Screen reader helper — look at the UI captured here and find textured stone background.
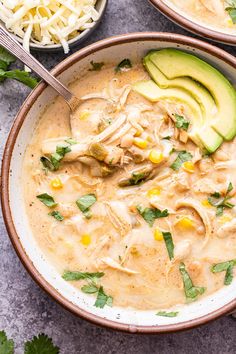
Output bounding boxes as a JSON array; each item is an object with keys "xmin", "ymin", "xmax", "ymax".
[{"xmin": 0, "ymin": 0, "xmax": 236, "ymax": 353}]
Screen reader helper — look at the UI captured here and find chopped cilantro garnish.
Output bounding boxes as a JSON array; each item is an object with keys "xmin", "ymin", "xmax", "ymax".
[
  {"xmin": 179, "ymin": 263, "xmax": 206, "ymax": 301},
  {"xmin": 48, "ymin": 210, "xmax": 64, "ymax": 221},
  {"xmin": 137, "ymin": 205, "xmax": 169, "ymax": 227},
  {"xmin": 62, "ymin": 271, "xmax": 112, "ymax": 308},
  {"xmin": 95, "ymin": 286, "xmax": 113, "ymax": 308},
  {"xmin": 211, "ymin": 259, "xmax": 236, "ymax": 285},
  {"xmin": 170, "ymin": 151, "xmax": 193, "ymax": 171},
  {"xmin": 174, "ymin": 114, "xmax": 190, "ymax": 131},
  {"xmin": 115, "ymin": 59, "xmax": 132, "ymax": 73},
  {"xmin": 156, "ymin": 311, "xmax": 178, "ymax": 317},
  {"xmin": 62, "ymin": 271, "xmax": 104, "ymax": 282},
  {"xmin": 89, "ymin": 60, "xmax": 104, "ymax": 71},
  {"xmin": 76, "ymin": 193, "xmax": 97, "ymax": 219},
  {"xmin": 208, "ymin": 182, "xmax": 234, "ymax": 216},
  {"xmin": 36, "ymin": 193, "xmax": 57, "ymax": 208},
  {"xmin": 40, "ymin": 144, "xmax": 71, "ymax": 172},
  {"xmin": 162, "ymin": 232, "xmax": 174, "ymax": 260},
  {"xmin": 225, "ymin": 0, "xmax": 236, "ymax": 23}
]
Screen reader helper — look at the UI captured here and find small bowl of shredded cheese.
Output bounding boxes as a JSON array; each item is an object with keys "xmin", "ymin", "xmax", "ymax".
[{"xmin": 0, "ymin": 0, "xmax": 108, "ymax": 53}]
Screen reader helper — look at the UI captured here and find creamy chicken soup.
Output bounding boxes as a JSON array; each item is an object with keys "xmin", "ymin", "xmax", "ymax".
[
  {"xmin": 166, "ymin": 0, "xmax": 236, "ymax": 35},
  {"xmin": 23, "ymin": 54, "xmax": 236, "ymax": 312}
]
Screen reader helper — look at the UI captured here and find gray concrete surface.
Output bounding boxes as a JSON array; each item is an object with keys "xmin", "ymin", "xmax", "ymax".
[{"xmin": 0, "ymin": 0, "xmax": 236, "ymax": 353}]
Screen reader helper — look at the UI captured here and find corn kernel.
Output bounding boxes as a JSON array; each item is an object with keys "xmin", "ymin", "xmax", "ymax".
[
  {"xmin": 50, "ymin": 177, "xmax": 63, "ymax": 189},
  {"xmin": 176, "ymin": 217, "xmax": 194, "ymax": 229},
  {"xmin": 147, "ymin": 187, "xmax": 162, "ymax": 198},
  {"xmin": 133, "ymin": 137, "xmax": 148, "ymax": 149},
  {"xmin": 79, "ymin": 111, "xmax": 90, "ymax": 121},
  {"xmin": 80, "ymin": 234, "xmax": 91, "ymax": 246},
  {"xmin": 149, "ymin": 150, "xmax": 164, "ymax": 164},
  {"xmin": 134, "ymin": 130, "xmax": 142, "ymax": 137},
  {"xmin": 154, "ymin": 228, "xmax": 163, "ymax": 241},
  {"xmin": 201, "ymin": 200, "xmax": 211, "ymax": 208},
  {"xmin": 218, "ymin": 215, "xmax": 233, "ymax": 224},
  {"xmin": 182, "ymin": 161, "xmax": 195, "ymax": 173}
]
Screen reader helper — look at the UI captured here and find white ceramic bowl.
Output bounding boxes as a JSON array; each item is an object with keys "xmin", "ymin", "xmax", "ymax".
[
  {"xmin": 0, "ymin": 0, "xmax": 108, "ymax": 52},
  {"xmin": 1, "ymin": 33, "xmax": 236, "ymax": 333},
  {"xmin": 149, "ymin": 0, "xmax": 236, "ymax": 46}
]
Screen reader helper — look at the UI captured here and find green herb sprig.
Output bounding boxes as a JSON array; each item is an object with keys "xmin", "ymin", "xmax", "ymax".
[
  {"xmin": 225, "ymin": 0, "xmax": 236, "ymax": 23},
  {"xmin": 156, "ymin": 311, "xmax": 178, "ymax": 317},
  {"xmin": 40, "ymin": 144, "xmax": 71, "ymax": 172},
  {"xmin": 137, "ymin": 205, "xmax": 169, "ymax": 227},
  {"xmin": 162, "ymin": 232, "xmax": 174, "ymax": 260},
  {"xmin": 208, "ymin": 182, "xmax": 234, "ymax": 216},
  {"xmin": 174, "ymin": 114, "xmax": 190, "ymax": 131},
  {"xmin": 0, "ymin": 46, "xmax": 38, "ymax": 88},
  {"xmin": 115, "ymin": 59, "xmax": 132, "ymax": 73},
  {"xmin": 211, "ymin": 259, "xmax": 236, "ymax": 285},
  {"xmin": 179, "ymin": 263, "xmax": 206, "ymax": 301},
  {"xmin": 170, "ymin": 151, "xmax": 193, "ymax": 171},
  {"xmin": 89, "ymin": 61, "xmax": 104, "ymax": 71},
  {"xmin": 0, "ymin": 330, "xmax": 59, "ymax": 354},
  {"xmin": 76, "ymin": 193, "xmax": 97, "ymax": 219},
  {"xmin": 62, "ymin": 271, "xmax": 112, "ymax": 308}
]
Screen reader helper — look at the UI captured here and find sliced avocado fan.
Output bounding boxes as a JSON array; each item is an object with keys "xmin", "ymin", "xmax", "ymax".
[
  {"xmin": 148, "ymin": 49, "xmax": 236, "ymax": 141},
  {"xmin": 133, "ymin": 80, "xmax": 221, "ymax": 151}
]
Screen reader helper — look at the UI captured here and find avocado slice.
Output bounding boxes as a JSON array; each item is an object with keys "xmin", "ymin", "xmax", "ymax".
[
  {"xmin": 133, "ymin": 80, "xmax": 223, "ymax": 151},
  {"xmin": 144, "ymin": 56, "xmax": 216, "ymax": 119},
  {"xmin": 148, "ymin": 49, "xmax": 236, "ymax": 141}
]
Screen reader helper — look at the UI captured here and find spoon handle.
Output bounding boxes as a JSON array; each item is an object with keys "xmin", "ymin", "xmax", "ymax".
[{"xmin": 0, "ymin": 24, "xmax": 79, "ymax": 110}]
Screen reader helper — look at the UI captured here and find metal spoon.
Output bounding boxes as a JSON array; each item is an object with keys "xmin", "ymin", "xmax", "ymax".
[{"xmin": 0, "ymin": 24, "xmax": 80, "ymax": 111}]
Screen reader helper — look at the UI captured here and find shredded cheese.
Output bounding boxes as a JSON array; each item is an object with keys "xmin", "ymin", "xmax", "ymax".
[{"xmin": 0, "ymin": 0, "xmax": 99, "ymax": 53}]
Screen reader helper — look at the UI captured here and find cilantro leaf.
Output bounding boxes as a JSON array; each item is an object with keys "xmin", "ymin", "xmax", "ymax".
[
  {"xmin": 174, "ymin": 114, "xmax": 190, "ymax": 131},
  {"xmin": 162, "ymin": 232, "xmax": 174, "ymax": 260},
  {"xmin": 179, "ymin": 263, "xmax": 206, "ymax": 301},
  {"xmin": 0, "ymin": 70, "xmax": 38, "ymax": 88},
  {"xmin": 36, "ymin": 193, "xmax": 57, "ymax": 208},
  {"xmin": 62, "ymin": 271, "xmax": 104, "ymax": 282},
  {"xmin": 81, "ymin": 284, "xmax": 99, "ymax": 294},
  {"xmin": 76, "ymin": 194, "xmax": 97, "ymax": 218},
  {"xmin": 89, "ymin": 61, "xmax": 104, "ymax": 71},
  {"xmin": 137, "ymin": 205, "xmax": 169, "ymax": 227},
  {"xmin": 94, "ymin": 286, "xmax": 113, "ymax": 308},
  {"xmin": 156, "ymin": 311, "xmax": 178, "ymax": 317},
  {"xmin": 0, "ymin": 47, "xmax": 15, "ymax": 66},
  {"xmin": 225, "ymin": 1, "xmax": 236, "ymax": 23},
  {"xmin": 48, "ymin": 211, "xmax": 64, "ymax": 221},
  {"xmin": 0, "ymin": 330, "xmax": 14, "ymax": 354},
  {"xmin": 170, "ymin": 151, "xmax": 193, "ymax": 171},
  {"xmin": 40, "ymin": 144, "xmax": 71, "ymax": 172},
  {"xmin": 24, "ymin": 334, "xmax": 59, "ymax": 354},
  {"xmin": 211, "ymin": 259, "xmax": 236, "ymax": 285},
  {"xmin": 115, "ymin": 59, "xmax": 132, "ymax": 73},
  {"xmin": 208, "ymin": 182, "xmax": 234, "ymax": 216}
]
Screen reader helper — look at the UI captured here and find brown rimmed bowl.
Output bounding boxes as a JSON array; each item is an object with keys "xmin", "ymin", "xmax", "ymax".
[
  {"xmin": 149, "ymin": 1, "xmax": 236, "ymax": 46},
  {"xmin": 1, "ymin": 32, "xmax": 236, "ymax": 333}
]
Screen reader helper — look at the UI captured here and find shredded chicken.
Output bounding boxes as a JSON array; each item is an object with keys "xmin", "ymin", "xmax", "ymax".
[
  {"xmin": 100, "ymin": 257, "xmax": 138, "ymax": 274},
  {"xmin": 176, "ymin": 198, "xmax": 213, "ymax": 248},
  {"xmin": 105, "ymin": 201, "xmax": 132, "ymax": 236}
]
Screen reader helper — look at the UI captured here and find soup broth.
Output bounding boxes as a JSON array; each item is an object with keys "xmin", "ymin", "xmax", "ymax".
[
  {"xmin": 23, "ymin": 59, "xmax": 236, "ymax": 311},
  {"xmin": 166, "ymin": 0, "xmax": 236, "ymax": 35}
]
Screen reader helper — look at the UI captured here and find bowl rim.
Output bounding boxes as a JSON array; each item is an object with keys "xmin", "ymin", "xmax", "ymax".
[
  {"xmin": 1, "ymin": 32, "xmax": 236, "ymax": 334},
  {"xmin": 149, "ymin": 0, "xmax": 236, "ymax": 45},
  {"xmin": 0, "ymin": 0, "xmax": 108, "ymax": 51}
]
